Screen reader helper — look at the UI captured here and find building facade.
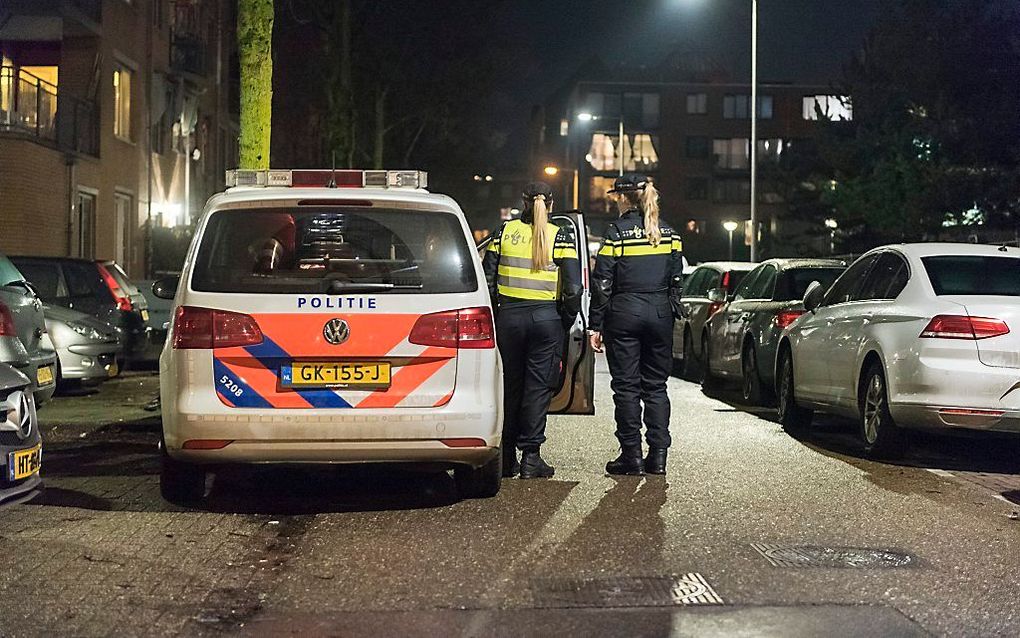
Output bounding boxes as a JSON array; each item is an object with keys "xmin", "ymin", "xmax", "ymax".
[
  {"xmin": 534, "ymin": 57, "xmax": 850, "ymax": 262},
  {"xmin": 0, "ymin": 0, "xmax": 238, "ymax": 277}
]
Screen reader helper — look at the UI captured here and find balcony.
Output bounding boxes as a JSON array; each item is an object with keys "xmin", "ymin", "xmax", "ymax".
[{"xmin": 0, "ymin": 66, "xmax": 99, "ymax": 157}]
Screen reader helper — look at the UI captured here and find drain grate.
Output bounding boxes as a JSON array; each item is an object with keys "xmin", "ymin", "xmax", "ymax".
[
  {"xmin": 751, "ymin": 543, "xmax": 915, "ymax": 568},
  {"xmin": 531, "ymin": 574, "xmax": 723, "ymax": 608}
]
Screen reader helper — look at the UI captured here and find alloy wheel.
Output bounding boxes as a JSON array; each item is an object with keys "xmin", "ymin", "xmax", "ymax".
[{"xmin": 863, "ymin": 374, "xmax": 884, "ymax": 445}]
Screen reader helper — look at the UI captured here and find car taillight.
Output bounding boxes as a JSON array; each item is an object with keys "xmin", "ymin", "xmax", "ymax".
[
  {"xmin": 172, "ymin": 306, "xmax": 264, "ymax": 349},
  {"xmin": 97, "ymin": 264, "xmax": 133, "ymax": 312},
  {"xmin": 708, "ymin": 301, "xmax": 724, "ymax": 318},
  {"xmin": 920, "ymin": 315, "xmax": 1009, "ymax": 340},
  {"xmin": 409, "ymin": 306, "xmax": 495, "ymax": 349},
  {"xmin": 721, "ymin": 271, "xmax": 731, "ymax": 290},
  {"xmin": 0, "ymin": 303, "xmax": 15, "ymax": 336},
  {"xmin": 775, "ymin": 309, "xmax": 806, "ymax": 330}
]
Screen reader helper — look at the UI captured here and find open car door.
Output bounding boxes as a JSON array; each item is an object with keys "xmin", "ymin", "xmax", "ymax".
[
  {"xmin": 475, "ymin": 211, "xmax": 595, "ymax": 415},
  {"xmin": 548, "ymin": 211, "xmax": 594, "ymax": 414}
]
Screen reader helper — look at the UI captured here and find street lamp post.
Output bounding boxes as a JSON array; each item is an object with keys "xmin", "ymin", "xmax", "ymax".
[
  {"xmin": 723, "ymin": 220, "xmax": 739, "ymax": 261},
  {"xmin": 750, "ymin": 0, "xmax": 759, "ymax": 263},
  {"xmin": 544, "ymin": 165, "xmax": 580, "ymax": 210}
]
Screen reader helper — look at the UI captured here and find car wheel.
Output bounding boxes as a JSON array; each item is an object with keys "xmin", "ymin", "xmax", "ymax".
[
  {"xmin": 701, "ymin": 333, "xmax": 721, "ymax": 391},
  {"xmin": 454, "ymin": 453, "xmax": 502, "ymax": 499},
  {"xmin": 859, "ymin": 362, "xmax": 907, "ymax": 458},
  {"xmin": 681, "ymin": 330, "xmax": 699, "ymax": 381},
  {"xmin": 777, "ymin": 348, "xmax": 812, "ymax": 432},
  {"xmin": 742, "ymin": 344, "xmax": 764, "ymax": 406},
  {"xmin": 160, "ymin": 442, "xmax": 206, "ymax": 505}
]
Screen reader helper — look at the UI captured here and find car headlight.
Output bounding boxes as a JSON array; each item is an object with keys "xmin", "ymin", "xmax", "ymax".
[{"xmin": 67, "ymin": 321, "xmax": 107, "ymax": 341}]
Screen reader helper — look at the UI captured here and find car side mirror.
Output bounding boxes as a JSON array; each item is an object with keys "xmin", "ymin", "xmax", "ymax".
[
  {"xmin": 152, "ymin": 276, "xmax": 180, "ymax": 301},
  {"xmin": 803, "ymin": 280, "xmax": 825, "ymax": 313},
  {"xmin": 707, "ymin": 287, "xmax": 727, "ymax": 303}
]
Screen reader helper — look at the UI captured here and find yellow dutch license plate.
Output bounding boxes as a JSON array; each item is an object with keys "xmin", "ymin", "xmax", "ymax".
[
  {"xmin": 36, "ymin": 366, "xmax": 53, "ymax": 386},
  {"xmin": 141, "ymin": 310, "xmax": 149, "ymax": 322},
  {"xmin": 9, "ymin": 445, "xmax": 41, "ymax": 481},
  {"xmin": 285, "ymin": 362, "xmax": 391, "ymax": 388}
]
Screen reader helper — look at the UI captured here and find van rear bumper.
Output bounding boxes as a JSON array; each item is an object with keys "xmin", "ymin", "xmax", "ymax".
[{"xmin": 168, "ymin": 440, "xmax": 499, "ymax": 467}]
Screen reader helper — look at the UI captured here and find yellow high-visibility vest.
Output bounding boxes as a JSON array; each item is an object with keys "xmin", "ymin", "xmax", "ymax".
[{"xmin": 489, "ymin": 219, "xmax": 562, "ymax": 301}]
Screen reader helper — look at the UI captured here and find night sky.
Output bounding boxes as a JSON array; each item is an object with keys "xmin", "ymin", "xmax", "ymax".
[{"xmin": 275, "ymin": 0, "xmax": 886, "ymax": 171}]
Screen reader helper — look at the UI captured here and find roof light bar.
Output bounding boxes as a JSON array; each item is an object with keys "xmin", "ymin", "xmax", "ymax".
[{"xmin": 225, "ymin": 169, "xmax": 428, "ymax": 190}]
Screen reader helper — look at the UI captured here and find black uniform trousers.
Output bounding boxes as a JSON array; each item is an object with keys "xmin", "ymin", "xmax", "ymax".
[
  {"xmin": 604, "ymin": 292, "xmax": 673, "ymax": 450},
  {"xmin": 496, "ymin": 302, "xmax": 565, "ymax": 453}
]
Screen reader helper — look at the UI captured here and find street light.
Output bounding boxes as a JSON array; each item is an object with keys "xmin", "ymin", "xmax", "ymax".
[
  {"xmin": 825, "ymin": 218, "xmax": 838, "ymax": 254},
  {"xmin": 576, "ymin": 112, "xmax": 626, "ymax": 177},
  {"xmin": 750, "ymin": 0, "xmax": 760, "ymax": 263},
  {"xmin": 723, "ymin": 220, "xmax": 739, "ymax": 261},
  {"xmin": 543, "ymin": 165, "xmax": 579, "ymax": 210}
]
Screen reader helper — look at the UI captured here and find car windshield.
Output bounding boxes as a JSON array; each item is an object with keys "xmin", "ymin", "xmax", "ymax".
[
  {"xmin": 0, "ymin": 255, "xmax": 24, "ymax": 287},
  {"xmin": 923, "ymin": 255, "xmax": 1020, "ymax": 296},
  {"xmin": 776, "ymin": 267, "xmax": 845, "ymax": 301},
  {"xmin": 191, "ymin": 207, "xmax": 478, "ymax": 294}
]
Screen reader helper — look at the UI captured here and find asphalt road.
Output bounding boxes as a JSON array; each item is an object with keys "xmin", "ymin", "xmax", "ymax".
[{"xmin": 2, "ymin": 362, "xmax": 1020, "ymax": 637}]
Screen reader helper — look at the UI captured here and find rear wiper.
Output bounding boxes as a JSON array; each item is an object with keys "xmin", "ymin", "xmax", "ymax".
[{"xmin": 325, "ymin": 281, "xmax": 423, "ymax": 294}]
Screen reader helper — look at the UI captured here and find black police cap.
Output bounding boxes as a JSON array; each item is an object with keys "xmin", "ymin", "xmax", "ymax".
[
  {"xmin": 522, "ymin": 181, "xmax": 554, "ymax": 201},
  {"xmin": 607, "ymin": 174, "xmax": 648, "ymax": 194}
]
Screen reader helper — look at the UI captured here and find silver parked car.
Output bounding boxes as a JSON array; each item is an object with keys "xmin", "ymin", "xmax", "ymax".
[
  {"xmin": 44, "ymin": 304, "xmax": 121, "ymax": 388},
  {"xmin": 672, "ymin": 261, "xmax": 755, "ymax": 380},
  {"xmin": 0, "ymin": 254, "xmax": 57, "ymax": 405},
  {"xmin": 777, "ymin": 243, "xmax": 1020, "ymax": 458},
  {"xmin": 0, "ymin": 363, "xmax": 42, "ymax": 506}
]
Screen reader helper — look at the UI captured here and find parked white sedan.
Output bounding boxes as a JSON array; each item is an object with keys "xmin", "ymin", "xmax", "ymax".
[{"xmin": 776, "ymin": 243, "xmax": 1020, "ymax": 457}]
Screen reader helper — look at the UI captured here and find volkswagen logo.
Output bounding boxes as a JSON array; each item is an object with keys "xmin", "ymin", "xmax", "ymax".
[{"xmin": 323, "ymin": 318, "xmax": 350, "ymax": 345}]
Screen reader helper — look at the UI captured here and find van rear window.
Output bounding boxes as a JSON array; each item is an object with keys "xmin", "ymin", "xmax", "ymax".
[
  {"xmin": 191, "ymin": 208, "xmax": 478, "ymax": 295},
  {"xmin": 923, "ymin": 255, "xmax": 1020, "ymax": 296}
]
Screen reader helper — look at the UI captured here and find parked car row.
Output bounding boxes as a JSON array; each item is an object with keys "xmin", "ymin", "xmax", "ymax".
[{"xmin": 678, "ymin": 243, "xmax": 1020, "ymax": 458}]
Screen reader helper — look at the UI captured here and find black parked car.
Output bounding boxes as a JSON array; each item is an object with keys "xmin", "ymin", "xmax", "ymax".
[
  {"xmin": 702, "ymin": 258, "xmax": 846, "ymax": 404},
  {"xmin": 11, "ymin": 257, "xmax": 148, "ymax": 365}
]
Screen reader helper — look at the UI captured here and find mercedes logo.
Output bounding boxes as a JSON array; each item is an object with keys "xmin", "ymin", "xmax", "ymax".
[
  {"xmin": 3, "ymin": 390, "xmax": 33, "ymax": 440},
  {"xmin": 323, "ymin": 318, "xmax": 350, "ymax": 345}
]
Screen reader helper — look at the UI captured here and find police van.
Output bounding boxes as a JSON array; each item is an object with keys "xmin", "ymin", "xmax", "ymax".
[{"xmin": 153, "ymin": 169, "xmax": 593, "ymax": 503}]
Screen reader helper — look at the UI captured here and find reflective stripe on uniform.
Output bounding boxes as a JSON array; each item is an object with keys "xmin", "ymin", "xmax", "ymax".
[{"xmin": 497, "ymin": 274, "xmax": 559, "ymax": 292}]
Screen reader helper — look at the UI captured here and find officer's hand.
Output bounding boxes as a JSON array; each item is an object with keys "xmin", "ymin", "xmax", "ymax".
[{"xmin": 589, "ymin": 331, "xmax": 604, "ymax": 353}]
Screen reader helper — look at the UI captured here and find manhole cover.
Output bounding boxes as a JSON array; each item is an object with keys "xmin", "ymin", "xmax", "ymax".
[
  {"xmin": 531, "ymin": 574, "xmax": 723, "ymax": 608},
  {"xmin": 751, "ymin": 543, "xmax": 916, "ymax": 568}
]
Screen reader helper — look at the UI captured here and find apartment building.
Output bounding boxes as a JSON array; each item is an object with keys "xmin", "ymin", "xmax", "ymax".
[
  {"xmin": 0, "ymin": 0, "xmax": 238, "ymax": 277},
  {"xmin": 533, "ymin": 56, "xmax": 850, "ymax": 261}
]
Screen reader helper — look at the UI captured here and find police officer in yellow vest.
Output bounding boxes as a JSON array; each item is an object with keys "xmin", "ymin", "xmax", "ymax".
[{"xmin": 483, "ymin": 182, "xmax": 582, "ymax": 479}]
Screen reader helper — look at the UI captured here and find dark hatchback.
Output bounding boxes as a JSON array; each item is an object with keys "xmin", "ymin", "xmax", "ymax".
[
  {"xmin": 11, "ymin": 257, "xmax": 147, "ymax": 364},
  {"xmin": 703, "ymin": 258, "xmax": 846, "ymax": 404}
]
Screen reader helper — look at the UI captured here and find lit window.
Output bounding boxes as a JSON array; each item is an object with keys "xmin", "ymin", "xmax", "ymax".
[
  {"xmin": 587, "ymin": 133, "xmax": 660, "ymax": 172},
  {"xmin": 113, "ymin": 65, "xmax": 133, "ymax": 140},
  {"xmin": 803, "ymin": 95, "xmax": 852, "ymax": 121},
  {"xmin": 760, "ymin": 95, "xmax": 773, "ymax": 120},
  {"xmin": 686, "ymin": 93, "xmax": 708, "ymax": 115},
  {"xmin": 713, "ymin": 138, "xmax": 750, "ymax": 170},
  {"xmin": 560, "ymin": 119, "xmax": 569, "ymax": 136},
  {"xmin": 757, "ymin": 138, "xmax": 784, "ymax": 161}
]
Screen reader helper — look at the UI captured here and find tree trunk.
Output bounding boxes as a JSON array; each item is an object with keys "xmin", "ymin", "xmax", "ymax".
[{"xmin": 237, "ymin": 0, "xmax": 274, "ymax": 169}]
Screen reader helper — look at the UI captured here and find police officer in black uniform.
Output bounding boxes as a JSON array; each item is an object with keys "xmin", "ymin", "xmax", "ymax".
[
  {"xmin": 482, "ymin": 182, "xmax": 582, "ymax": 479},
  {"xmin": 589, "ymin": 175, "xmax": 684, "ymax": 476}
]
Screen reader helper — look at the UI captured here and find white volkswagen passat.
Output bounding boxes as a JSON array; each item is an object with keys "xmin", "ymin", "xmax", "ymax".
[{"xmin": 776, "ymin": 243, "xmax": 1020, "ymax": 457}]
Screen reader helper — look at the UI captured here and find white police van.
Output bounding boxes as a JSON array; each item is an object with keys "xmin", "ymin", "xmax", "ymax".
[{"xmin": 154, "ymin": 169, "xmax": 593, "ymax": 503}]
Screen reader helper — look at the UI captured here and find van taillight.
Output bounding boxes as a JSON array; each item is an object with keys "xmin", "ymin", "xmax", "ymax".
[
  {"xmin": 172, "ymin": 306, "xmax": 264, "ymax": 349},
  {"xmin": 920, "ymin": 315, "xmax": 1009, "ymax": 340},
  {"xmin": 409, "ymin": 307, "xmax": 495, "ymax": 349},
  {"xmin": 0, "ymin": 303, "xmax": 15, "ymax": 336},
  {"xmin": 97, "ymin": 264, "xmax": 133, "ymax": 312}
]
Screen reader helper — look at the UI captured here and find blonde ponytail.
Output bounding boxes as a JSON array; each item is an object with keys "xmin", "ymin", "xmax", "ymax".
[
  {"xmin": 530, "ymin": 195, "xmax": 551, "ymax": 271},
  {"xmin": 642, "ymin": 182, "xmax": 662, "ymax": 246}
]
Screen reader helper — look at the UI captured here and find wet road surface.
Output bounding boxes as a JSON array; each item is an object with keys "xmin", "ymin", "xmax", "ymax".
[{"xmin": 2, "ymin": 364, "xmax": 1020, "ymax": 636}]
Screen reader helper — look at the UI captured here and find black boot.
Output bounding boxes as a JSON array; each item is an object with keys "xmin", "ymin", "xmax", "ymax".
[
  {"xmin": 606, "ymin": 446, "xmax": 645, "ymax": 476},
  {"xmin": 644, "ymin": 448, "xmax": 668, "ymax": 475},
  {"xmin": 502, "ymin": 447, "xmax": 520, "ymax": 478},
  {"xmin": 519, "ymin": 450, "xmax": 555, "ymax": 479}
]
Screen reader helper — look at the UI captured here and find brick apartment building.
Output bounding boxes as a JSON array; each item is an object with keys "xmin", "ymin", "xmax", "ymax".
[
  {"xmin": 532, "ymin": 55, "xmax": 851, "ymax": 262},
  {"xmin": 0, "ymin": 0, "xmax": 238, "ymax": 278}
]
